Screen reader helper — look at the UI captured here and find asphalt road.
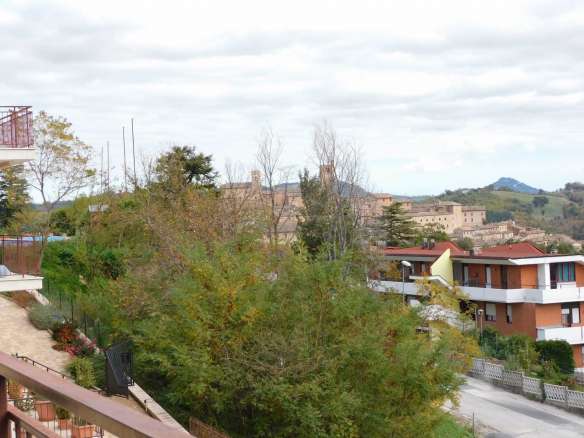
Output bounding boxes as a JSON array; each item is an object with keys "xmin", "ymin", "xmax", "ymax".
[{"xmin": 447, "ymin": 376, "xmax": 584, "ymax": 437}]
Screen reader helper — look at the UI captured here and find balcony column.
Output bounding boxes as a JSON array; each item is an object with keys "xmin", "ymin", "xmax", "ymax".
[
  {"xmin": 0, "ymin": 375, "xmax": 7, "ymax": 438},
  {"xmin": 538, "ymin": 263, "xmax": 551, "ymax": 289}
]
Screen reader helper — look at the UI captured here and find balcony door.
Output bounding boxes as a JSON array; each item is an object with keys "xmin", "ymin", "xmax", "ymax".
[
  {"xmin": 500, "ymin": 265, "xmax": 508, "ymax": 289},
  {"xmin": 485, "ymin": 266, "xmax": 492, "ymax": 288}
]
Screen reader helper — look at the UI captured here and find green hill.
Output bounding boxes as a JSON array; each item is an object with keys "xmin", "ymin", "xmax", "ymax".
[{"xmin": 434, "ymin": 188, "xmax": 580, "ymax": 237}]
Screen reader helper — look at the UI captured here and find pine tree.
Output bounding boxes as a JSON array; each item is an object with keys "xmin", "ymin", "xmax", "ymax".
[
  {"xmin": 379, "ymin": 202, "xmax": 416, "ymax": 247},
  {"xmin": 0, "ymin": 165, "xmax": 29, "ymax": 229}
]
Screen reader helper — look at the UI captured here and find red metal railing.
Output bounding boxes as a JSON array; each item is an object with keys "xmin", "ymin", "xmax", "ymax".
[
  {"xmin": 0, "ymin": 107, "xmax": 33, "ymax": 149},
  {"xmin": 0, "ymin": 236, "xmax": 42, "ymax": 277}
]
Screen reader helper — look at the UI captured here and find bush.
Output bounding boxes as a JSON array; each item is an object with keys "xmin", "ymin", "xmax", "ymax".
[
  {"xmin": 67, "ymin": 358, "xmax": 96, "ymax": 389},
  {"xmin": 28, "ymin": 303, "xmax": 64, "ymax": 330},
  {"xmin": 87, "ymin": 354, "xmax": 106, "ymax": 389},
  {"xmin": 536, "ymin": 340, "xmax": 575, "ymax": 374},
  {"xmin": 9, "ymin": 291, "xmax": 36, "ymax": 308}
]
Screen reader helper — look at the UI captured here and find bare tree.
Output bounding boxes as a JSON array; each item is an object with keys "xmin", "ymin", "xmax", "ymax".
[
  {"xmin": 256, "ymin": 128, "xmax": 292, "ymax": 249},
  {"xmin": 26, "ymin": 111, "xmax": 95, "ymax": 244},
  {"xmin": 222, "ymin": 160, "xmax": 261, "ymax": 239},
  {"xmin": 310, "ymin": 121, "xmax": 367, "ymax": 260}
]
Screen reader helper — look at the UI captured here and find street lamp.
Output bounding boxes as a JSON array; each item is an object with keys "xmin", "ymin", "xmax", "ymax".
[
  {"xmin": 400, "ymin": 260, "xmax": 412, "ymax": 305},
  {"xmin": 476, "ymin": 308, "xmax": 484, "ymax": 339}
]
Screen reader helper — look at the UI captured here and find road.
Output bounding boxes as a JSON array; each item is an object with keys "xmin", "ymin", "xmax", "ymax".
[{"xmin": 447, "ymin": 376, "xmax": 584, "ymax": 437}]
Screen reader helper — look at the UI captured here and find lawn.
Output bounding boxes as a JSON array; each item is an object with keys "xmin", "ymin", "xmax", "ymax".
[{"xmin": 434, "ymin": 414, "xmax": 474, "ymax": 438}]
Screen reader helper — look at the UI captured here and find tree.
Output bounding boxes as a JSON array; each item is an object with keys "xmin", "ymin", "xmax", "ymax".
[
  {"xmin": 297, "ymin": 169, "xmax": 331, "ymax": 256},
  {"xmin": 26, "ymin": 112, "xmax": 95, "ymax": 242},
  {"xmin": 256, "ymin": 128, "xmax": 291, "ymax": 249},
  {"xmin": 154, "ymin": 145, "xmax": 217, "ymax": 190},
  {"xmin": 0, "ymin": 165, "xmax": 29, "ymax": 229},
  {"xmin": 415, "ymin": 223, "xmax": 449, "ymax": 244},
  {"xmin": 455, "ymin": 237, "xmax": 474, "ymax": 251},
  {"xmin": 301, "ymin": 122, "xmax": 365, "ymax": 260},
  {"xmin": 379, "ymin": 202, "xmax": 416, "ymax": 247},
  {"xmin": 532, "ymin": 196, "xmax": 549, "ymax": 209}
]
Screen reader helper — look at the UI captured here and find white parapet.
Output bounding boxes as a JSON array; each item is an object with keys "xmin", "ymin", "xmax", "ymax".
[
  {"xmin": 0, "ymin": 275, "xmax": 43, "ymax": 293},
  {"xmin": 371, "ymin": 280, "xmax": 584, "ymax": 304},
  {"xmin": 537, "ymin": 326, "xmax": 584, "ymax": 345},
  {"xmin": 0, "ymin": 147, "xmax": 37, "ymax": 168}
]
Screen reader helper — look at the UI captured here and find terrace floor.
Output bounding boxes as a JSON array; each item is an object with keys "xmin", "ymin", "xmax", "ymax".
[{"xmin": 0, "ymin": 294, "xmax": 70, "ymax": 372}]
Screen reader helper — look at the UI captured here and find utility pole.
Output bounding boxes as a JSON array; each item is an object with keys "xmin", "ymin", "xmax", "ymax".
[
  {"xmin": 106, "ymin": 141, "xmax": 110, "ymax": 191},
  {"xmin": 122, "ymin": 127, "xmax": 127, "ymax": 191},
  {"xmin": 131, "ymin": 118, "xmax": 137, "ymax": 188}
]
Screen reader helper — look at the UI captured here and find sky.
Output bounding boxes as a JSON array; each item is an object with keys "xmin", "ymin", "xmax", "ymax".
[{"xmin": 1, "ymin": 0, "xmax": 584, "ymax": 196}]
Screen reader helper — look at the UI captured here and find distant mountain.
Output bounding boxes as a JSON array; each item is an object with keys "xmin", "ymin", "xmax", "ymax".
[{"xmin": 488, "ymin": 177, "xmax": 540, "ymax": 195}]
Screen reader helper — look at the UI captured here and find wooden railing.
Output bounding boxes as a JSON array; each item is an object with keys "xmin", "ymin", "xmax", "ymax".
[{"xmin": 0, "ymin": 351, "xmax": 188, "ymax": 438}]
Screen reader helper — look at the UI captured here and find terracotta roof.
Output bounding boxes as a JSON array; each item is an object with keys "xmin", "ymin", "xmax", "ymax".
[
  {"xmin": 384, "ymin": 241, "xmax": 468, "ymax": 257},
  {"xmin": 477, "ymin": 242, "xmax": 544, "ymax": 258}
]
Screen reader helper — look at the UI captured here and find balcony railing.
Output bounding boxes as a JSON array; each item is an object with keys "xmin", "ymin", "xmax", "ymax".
[
  {"xmin": 0, "ymin": 351, "xmax": 188, "ymax": 438},
  {"xmin": 0, "ymin": 107, "xmax": 33, "ymax": 149},
  {"xmin": 0, "ymin": 236, "xmax": 42, "ymax": 277}
]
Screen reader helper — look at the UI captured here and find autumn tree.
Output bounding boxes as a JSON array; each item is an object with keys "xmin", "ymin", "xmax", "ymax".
[{"xmin": 26, "ymin": 112, "xmax": 95, "ymax": 243}]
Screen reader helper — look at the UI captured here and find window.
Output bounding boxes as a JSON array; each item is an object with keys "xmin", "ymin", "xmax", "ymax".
[
  {"xmin": 506, "ymin": 304, "xmax": 512, "ymax": 324},
  {"xmin": 561, "ymin": 303, "xmax": 580, "ymax": 327},
  {"xmin": 556, "ymin": 262, "xmax": 576, "ymax": 283},
  {"xmin": 485, "ymin": 303, "xmax": 496, "ymax": 321}
]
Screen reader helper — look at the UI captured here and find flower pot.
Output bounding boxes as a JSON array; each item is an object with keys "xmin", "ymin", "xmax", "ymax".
[
  {"xmin": 34, "ymin": 400, "xmax": 56, "ymax": 422},
  {"xmin": 71, "ymin": 424, "xmax": 94, "ymax": 438},
  {"xmin": 58, "ymin": 418, "xmax": 71, "ymax": 430}
]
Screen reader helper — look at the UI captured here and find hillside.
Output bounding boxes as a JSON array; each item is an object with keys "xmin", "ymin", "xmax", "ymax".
[
  {"xmin": 436, "ymin": 187, "xmax": 584, "ymax": 239},
  {"xmin": 488, "ymin": 177, "xmax": 540, "ymax": 194}
]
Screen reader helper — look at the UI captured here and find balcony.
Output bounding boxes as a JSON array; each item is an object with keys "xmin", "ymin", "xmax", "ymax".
[
  {"xmin": 536, "ymin": 326, "xmax": 584, "ymax": 345},
  {"xmin": 0, "ymin": 236, "xmax": 43, "ymax": 292},
  {"xmin": 371, "ymin": 280, "xmax": 584, "ymax": 304},
  {"xmin": 0, "ymin": 107, "xmax": 36, "ymax": 168},
  {"xmin": 0, "ymin": 351, "xmax": 188, "ymax": 438}
]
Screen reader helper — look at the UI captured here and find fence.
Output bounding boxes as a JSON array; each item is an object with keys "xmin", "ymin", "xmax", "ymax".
[
  {"xmin": 471, "ymin": 358, "xmax": 584, "ymax": 411},
  {"xmin": 40, "ymin": 278, "xmax": 110, "ymax": 348}
]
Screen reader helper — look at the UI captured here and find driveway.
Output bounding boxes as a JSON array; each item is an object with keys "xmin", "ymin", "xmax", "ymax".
[{"xmin": 448, "ymin": 375, "xmax": 584, "ymax": 437}]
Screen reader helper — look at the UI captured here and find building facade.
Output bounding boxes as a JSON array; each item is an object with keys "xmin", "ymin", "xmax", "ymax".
[
  {"xmin": 405, "ymin": 201, "xmax": 486, "ymax": 233},
  {"xmin": 377, "ymin": 241, "xmax": 584, "ymax": 367},
  {"xmin": 221, "ymin": 167, "xmax": 394, "ymax": 241}
]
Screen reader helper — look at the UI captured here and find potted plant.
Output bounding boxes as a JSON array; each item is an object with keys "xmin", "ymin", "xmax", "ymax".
[
  {"xmin": 34, "ymin": 399, "xmax": 56, "ymax": 422},
  {"xmin": 71, "ymin": 416, "xmax": 94, "ymax": 438},
  {"xmin": 7, "ymin": 380, "xmax": 25, "ymax": 400},
  {"xmin": 56, "ymin": 406, "xmax": 71, "ymax": 430},
  {"xmin": 14, "ymin": 394, "xmax": 35, "ymax": 412}
]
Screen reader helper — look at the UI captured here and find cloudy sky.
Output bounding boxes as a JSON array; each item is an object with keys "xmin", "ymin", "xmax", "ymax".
[{"xmin": 1, "ymin": 0, "xmax": 584, "ymax": 195}]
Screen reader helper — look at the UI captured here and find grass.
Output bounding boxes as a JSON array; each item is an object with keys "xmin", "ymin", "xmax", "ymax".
[
  {"xmin": 434, "ymin": 414, "xmax": 474, "ymax": 438},
  {"xmin": 491, "ymin": 191, "xmax": 570, "ymax": 219}
]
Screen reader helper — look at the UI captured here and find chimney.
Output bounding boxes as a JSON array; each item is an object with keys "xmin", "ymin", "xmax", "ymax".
[
  {"xmin": 429, "ymin": 239, "xmax": 435, "ymax": 249},
  {"xmin": 470, "ymin": 246, "xmax": 482, "ymax": 256}
]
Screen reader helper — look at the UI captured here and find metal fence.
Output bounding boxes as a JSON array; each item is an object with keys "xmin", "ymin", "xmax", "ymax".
[
  {"xmin": 471, "ymin": 358, "xmax": 584, "ymax": 410},
  {"xmin": 41, "ymin": 278, "xmax": 109, "ymax": 348},
  {"xmin": 0, "ymin": 106, "xmax": 33, "ymax": 148}
]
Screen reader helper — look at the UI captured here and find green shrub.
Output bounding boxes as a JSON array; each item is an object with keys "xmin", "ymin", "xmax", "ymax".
[
  {"xmin": 87, "ymin": 354, "xmax": 106, "ymax": 389},
  {"xmin": 28, "ymin": 303, "xmax": 64, "ymax": 330},
  {"xmin": 536, "ymin": 340, "xmax": 575, "ymax": 374},
  {"xmin": 67, "ymin": 358, "xmax": 96, "ymax": 389}
]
